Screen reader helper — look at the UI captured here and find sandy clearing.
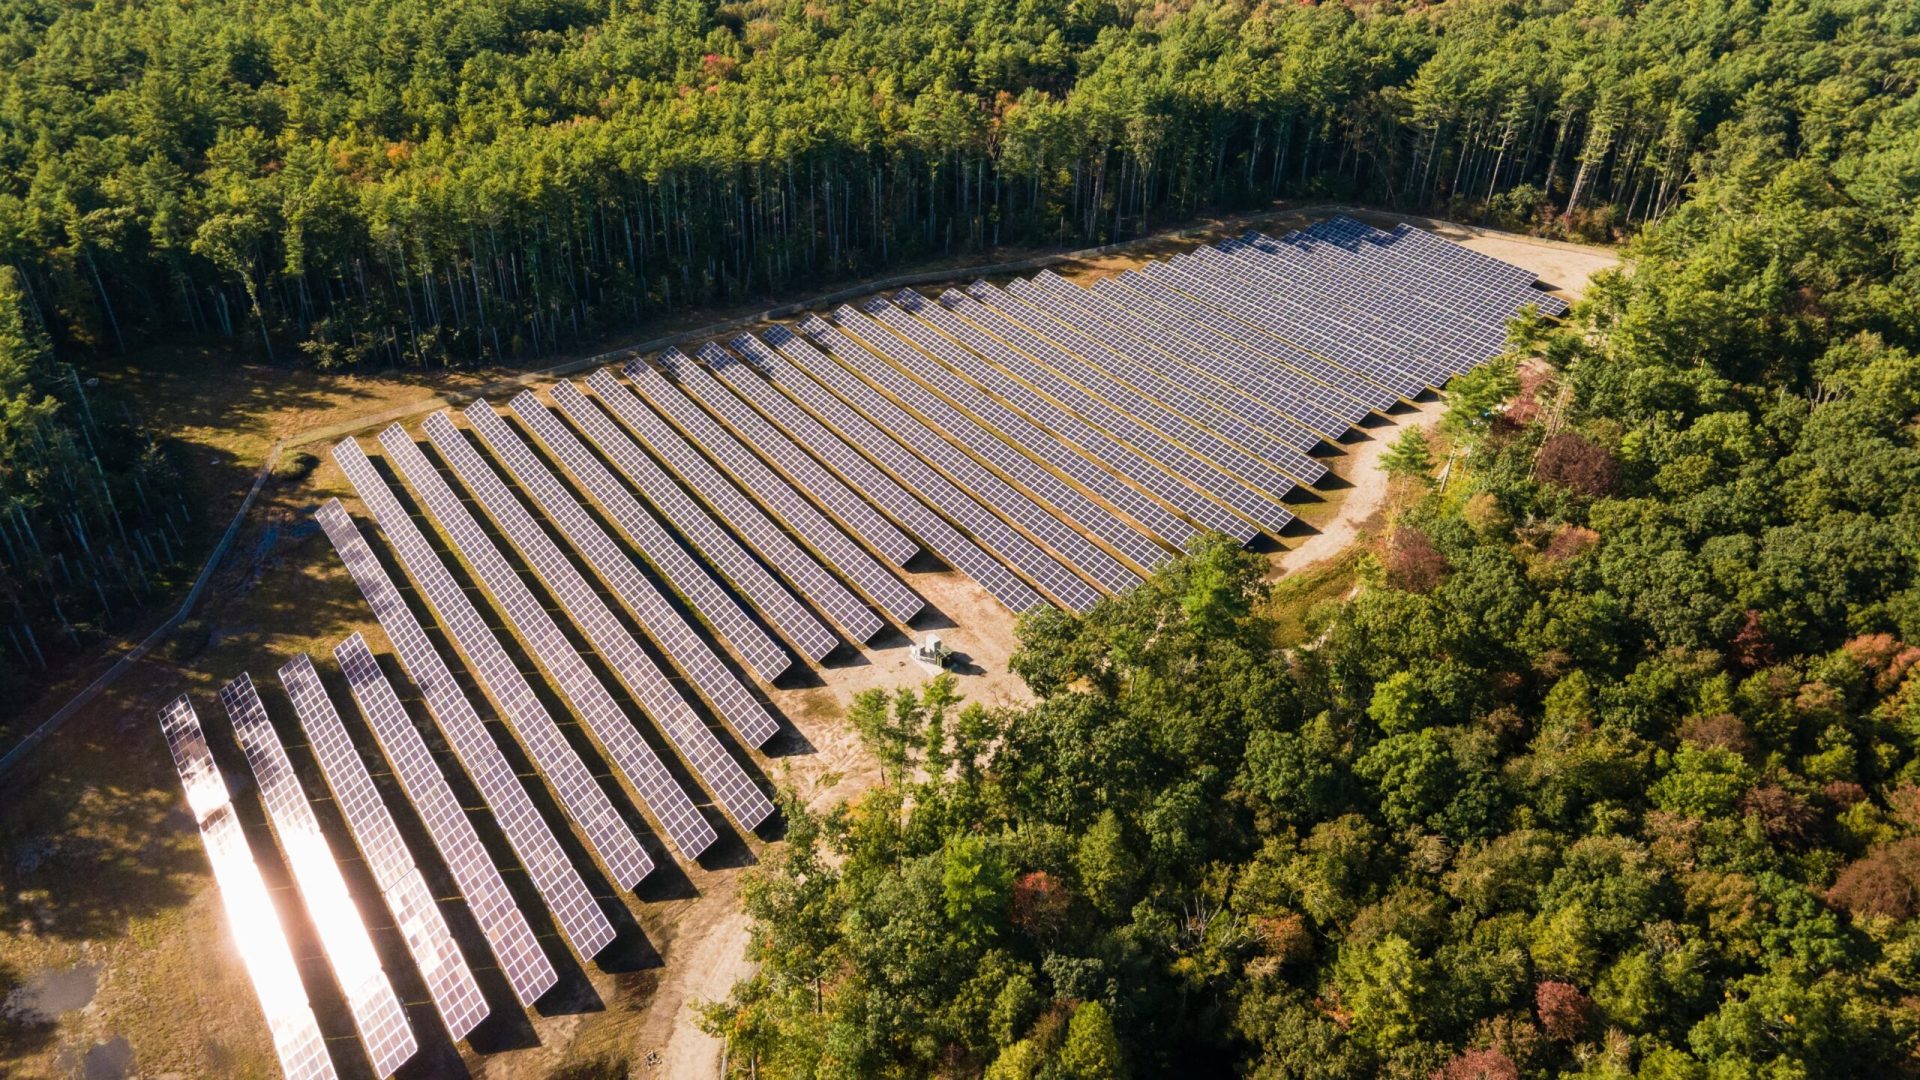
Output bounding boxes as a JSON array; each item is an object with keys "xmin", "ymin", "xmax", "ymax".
[{"xmin": 1274, "ymin": 398, "xmax": 1446, "ymax": 575}]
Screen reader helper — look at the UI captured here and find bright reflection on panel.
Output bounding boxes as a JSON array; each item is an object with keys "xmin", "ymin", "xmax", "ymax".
[
  {"xmin": 221, "ymin": 676, "xmax": 416, "ymax": 1077},
  {"xmin": 158, "ymin": 696, "xmax": 338, "ymax": 1080}
]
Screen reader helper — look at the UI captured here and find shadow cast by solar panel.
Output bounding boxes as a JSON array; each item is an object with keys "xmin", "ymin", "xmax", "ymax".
[
  {"xmin": 1307, "ymin": 470, "xmax": 1354, "ymax": 493},
  {"xmin": 348, "ymin": 482, "xmax": 612, "ymax": 1015},
  {"xmin": 1246, "ymin": 530, "xmax": 1292, "ymax": 553},
  {"xmin": 394, "ymin": 1039, "xmax": 473, "ymax": 1078},
  {"xmin": 862, "ymin": 623, "xmax": 918, "ymax": 653},
  {"xmin": 768, "ymin": 654, "xmax": 829, "ymax": 688},
  {"xmin": 809, "ymin": 641, "xmax": 870, "ymax": 671},
  {"xmin": 308, "ymin": 660, "xmax": 545, "ymax": 1059},
  {"xmin": 693, "ymin": 821, "xmax": 766, "ymax": 870},
  {"xmin": 906, "ymin": 605, "xmax": 960, "ymax": 632},
  {"xmin": 757, "ymin": 721, "xmax": 817, "ymax": 762},
  {"xmin": 585, "ymin": 925, "xmax": 664, "ymax": 975}
]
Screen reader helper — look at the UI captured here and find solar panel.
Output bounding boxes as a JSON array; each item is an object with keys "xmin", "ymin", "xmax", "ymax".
[
  {"xmin": 857, "ymin": 296, "xmax": 1197, "ymax": 554},
  {"xmin": 707, "ymin": 337, "xmax": 1046, "ymax": 614},
  {"xmin": 631, "ymin": 355, "xmax": 925, "ymax": 625},
  {"xmin": 420, "ymin": 410, "xmax": 721, "ymax": 857},
  {"xmin": 325, "ymin": 629, "xmax": 556, "ymax": 1007},
  {"xmin": 159, "ymin": 695, "xmax": 339, "ymax": 1080},
  {"xmin": 787, "ymin": 316, "xmax": 1136, "ymax": 598},
  {"xmin": 220, "ymin": 673, "xmax": 417, "ymax": 1078},
  {"xmin": 1007, "ymin": 275, "xmax": 1331, "ymax": 487},
  {"xmin": 1191, "ymin": 235, "xmax": 1451, "ymax": 389},
  {"xmin": 1102, "ymin": 268, "xmax": 1387, "ymax": 425},
  {"xmin": 586, "ymin": 369, "xmax": 882, "ymax": 644},
  {"xmin": 1180, "ymin": 241, "xmax": 1455, "ymax": 387},
  {"xmin": 1216, "ymin": 227, "xmax": 1492, "ymax": 371},
  {"xmin": 377, "ymin": 424, "xmax": 654, "ymax": 892},
  {"xmin": 963, "ymin": 281, "xmax": 1298, "ymax": 530},
  {"xmin": 856, "ymin": 294, "xmax": 1182, "ymax": 549},
  {"xmin": 557, "ymin": 378, "xmax": 835, "ymax": 663},
  {"xmin": 827, "ymin": 303, "xmax": 1172, "ymax": 574},
  {"xmin": 460, "ymin": 399, "xmax": 776, "ymax": 827},
  {"xmin": 1361, "ymin": 219, "xmax": 1564, "ymax": 314},
  {"xmin": 1125, "ymin": 254, "xmax": 1404, "ymax": 411},
  {"xmin": 666, "ymin": 345, "xmax": 920, "ymax": 569},
  {"xmin": 278, "ymin": 653, "xmax": 490, "ymax": 1041},
  {"xmin": 1018, "ymin": 275, "xmax": 1331, "ymax": 468},
  {"xmin": 759, "ymin": 324, "xmax": 1104, "ymax": 612},
  {"xmin": 542, "ymin": 379, "xmax": 793, "ymax": 681},
  {"xmin": 508, "ymin": 391, "xmax": 784, "ymax": 753},
  {"xmin": 1088, "ymin": 273, "xmax": 1361, "ymax": 436},
  {"xmin": 916, "ymin": 287, "xmax": 1265, "ymax": 543},
  {"xmin": 1298, "ymin": 218, "xmax": 1563, "ymax": 341},
  {"xmin": 328, "ymin": 443, "xmax": 617, "ymax": 960}
]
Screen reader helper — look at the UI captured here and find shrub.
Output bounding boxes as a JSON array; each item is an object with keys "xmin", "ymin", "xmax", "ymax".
[
  {"xmin": 1535, "ymin": 432, "xmax": 1617, "ymax": 496},
  {"xmin": 162, "ymin": 618, "xmax": 211, "ymax": 663},
  {"xmin": 272, "ymin": 450, "xmax": 320, "ymax": 483}
]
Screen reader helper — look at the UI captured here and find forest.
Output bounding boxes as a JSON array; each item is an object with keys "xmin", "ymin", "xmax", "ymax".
[
  {"xmin": 7, "ymin": 0, "xmax": 1856, "ymax": 713},
  {"xmin": 694, "ymin": 0, "xmax": 1920, "ymax": 1075}
]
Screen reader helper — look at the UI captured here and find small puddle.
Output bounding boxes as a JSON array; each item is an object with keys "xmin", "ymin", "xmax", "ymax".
[
  {"xmin": 2, "ymin": 961, "xmax": 99, "ymax": 1021},
  {"xmin": 82, "ymin": 1036, "xmax": 133, "ymax": 1080}
]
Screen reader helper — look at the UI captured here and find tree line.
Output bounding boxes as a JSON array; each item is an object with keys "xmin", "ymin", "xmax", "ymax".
[
  {"xmin": 699, "ymin": 0, "xmax": 1920, "ymax": 1073},
  {"xmin": 0, "ymin": 0, "xmax": 1880, "ymax": 369}
]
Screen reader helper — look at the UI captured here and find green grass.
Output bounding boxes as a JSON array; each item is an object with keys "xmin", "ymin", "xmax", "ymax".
[{"xmin": 1268, "ymin": 549, "xmax": 1362, "ymax": 650}]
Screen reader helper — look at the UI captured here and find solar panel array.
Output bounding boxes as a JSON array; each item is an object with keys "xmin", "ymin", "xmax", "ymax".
[
  {"xmin": 160, "ymin": 695, "xmax": 339, "ymax": 1080},
  {"xmin": 329, "ymin": 632, "xmax": 557, "ymax": 1006},
  {"xmin": 1017, "ymin": 275, "xmax": 1329, "ymax": 480},
  {"xmin": 586, "ymin": 369, "xmax": 884, "ymax": 644},
  {"xmin": 543, "ymin": 379, "xmax": 794, "ymax": 680},
  {"xmin": 468, "ymin": 397, "xmax": 776, "ymax": 826},
  {"xmin": 507, "ymin": 390, "xmax": 784, "ymax": 753},
  {"xmin": 376, "ymin": 425, "xmax": 654, "ymax": 893},
  {"xmin": 630, "ymin": 355, "xmax": 925, "ymax": 624},
  {"xmin": 160, "ymin": 218, "xmax": 1552, "ymax": 1075},
  {"xmin": 556, "ymin": 376, "xmax": 835, "ymax": 663},
  {"xmin": 709, "ymin": 335, "xmax": 1044, "ymax": 613},
  {"xmin": 827, "ymin": 304, "xmax": 1170, "ymax": 574},
  {"xmin": 856, "ymin": 297, "xmax": 1197, "ymax": 555},
  {"xmin": 668, "ymin": 344, "xmax": 920, "ymax": 567},
  {"xmin": 907, "ymin": 287, "xmax": 1264, "ymax": 543},
  {"xmin": 421, "ymin": 409, "xmax": 720, "ymax": 857},
  {"xmin": 278, "ymin": 652, "xmax": 491, "ymax": 1039},
  {"xmin": 795, "ymin": 313, "xmax": 1143, "ymax": 597},
  {"xmin": 220, "ymin": 672, "xmax": 417, "ymax": 1078},
  {"xmin": 761, "ymin": 323, "xmax": 1105, "ymax": 611},
  {"xmin": 964, "ymin": 280, "xmax": 1302, "ymax": 530},
  {"xmin": 330, "ymin": 441, "xmax": 617, "ymax": 958}
]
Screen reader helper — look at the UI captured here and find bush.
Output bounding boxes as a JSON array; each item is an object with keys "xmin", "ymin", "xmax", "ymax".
[
  {"xmin": 272, "ymin": 450, "xmax": 319, "ymax": 483},
  {"xmin": 1534, "ymin": 433, "xmax": 1618, "ymax": 497},
  {"xmin": 162, "ymin": 618, "xmax": 211, "ymax": 663}
]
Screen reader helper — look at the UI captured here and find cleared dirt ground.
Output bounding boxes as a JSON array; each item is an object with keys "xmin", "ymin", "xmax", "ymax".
[{"xmin": 0, "ymin": 210, "xmax": 1614, "ymax": 1080}]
